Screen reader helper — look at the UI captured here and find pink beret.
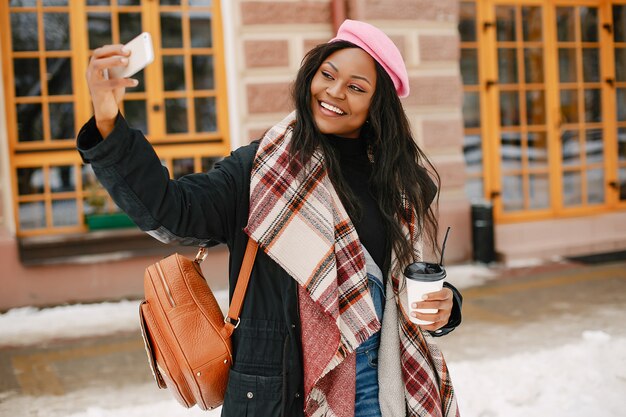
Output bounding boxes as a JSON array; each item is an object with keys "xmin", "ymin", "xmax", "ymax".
[{"xmin": 330, "ymin": 19, "xmax": 409, "ymax": 98}]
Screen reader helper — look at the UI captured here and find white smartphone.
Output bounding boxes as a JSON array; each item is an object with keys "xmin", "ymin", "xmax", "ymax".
[{"xmin": 108, "ymin": 32, "xmax": 154, "ymax": 79}]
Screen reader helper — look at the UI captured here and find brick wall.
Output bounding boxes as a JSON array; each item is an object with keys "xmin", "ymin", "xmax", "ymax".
[
  {"xmin": 234, "ymin": 0, "xmax": 469, "ymax": 261},
  {"xmin": 235, "ymin": 0, "xmax": 334, "ymax": 141}
]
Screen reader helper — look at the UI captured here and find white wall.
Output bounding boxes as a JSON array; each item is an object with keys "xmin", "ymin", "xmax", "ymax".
[{"xmin": 0, "ymin": 39, "xmax": 16, "ymax": 236}]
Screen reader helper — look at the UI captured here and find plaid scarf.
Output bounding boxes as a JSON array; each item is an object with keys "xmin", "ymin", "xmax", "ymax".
[{"xmin": 245, "ymin": 112, "xmax": 459, "ymax": 417}]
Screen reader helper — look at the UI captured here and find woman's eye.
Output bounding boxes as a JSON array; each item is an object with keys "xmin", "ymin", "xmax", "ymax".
[
  {"xmin": 350, "ymin": 85, "xmax": 365, "ymax": 92},
  {"xmin": 321, "ymin": 71, "xmax": 334, "ymax": 80}
]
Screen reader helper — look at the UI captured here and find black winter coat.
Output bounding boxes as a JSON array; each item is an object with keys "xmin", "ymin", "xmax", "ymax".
[{"xmin": 77, "ymin": 114, "xmax": 462, "ymax": 417}]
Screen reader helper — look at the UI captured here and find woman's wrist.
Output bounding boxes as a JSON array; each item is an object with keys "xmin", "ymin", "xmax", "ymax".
[{"xmin": 95, "ymin": 113, "xmax": 117, "ymax": 139}]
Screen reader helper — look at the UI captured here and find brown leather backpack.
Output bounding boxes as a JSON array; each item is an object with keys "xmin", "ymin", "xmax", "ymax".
[{"xmin": 139, "ymin": 240, "xmax": 258, "ymax": 410}]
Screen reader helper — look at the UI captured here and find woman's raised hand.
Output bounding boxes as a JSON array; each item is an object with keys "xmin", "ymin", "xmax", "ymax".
[{"xmin": 86, "ymin": 44, "xmax": 138, "ymax": 138}]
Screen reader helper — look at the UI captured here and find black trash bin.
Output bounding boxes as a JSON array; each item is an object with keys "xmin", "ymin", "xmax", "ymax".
[{"xmin": 471, "ymin": 201, "xmax": 496, "ymax": 263}]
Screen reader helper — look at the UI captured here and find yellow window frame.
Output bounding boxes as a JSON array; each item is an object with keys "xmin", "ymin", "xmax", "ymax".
[{"xmin": 1, "ymin": 0, "xmax": 231, "ymax": 237}]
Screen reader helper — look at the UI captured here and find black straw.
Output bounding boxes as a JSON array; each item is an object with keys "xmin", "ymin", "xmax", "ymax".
[{"xmin": 439, "ymin": 226, "xmax": 451, "ymax": 266}]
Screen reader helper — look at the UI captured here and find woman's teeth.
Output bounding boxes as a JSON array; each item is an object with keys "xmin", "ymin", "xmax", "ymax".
[{"xmin": 320, "ymin": 101, "xmax": 345, "ymax": 115}]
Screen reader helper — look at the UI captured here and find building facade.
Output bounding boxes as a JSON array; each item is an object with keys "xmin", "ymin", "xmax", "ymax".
[{"xmin": 1, "ymin": 0, "xmax": 624, "ymax": 310}]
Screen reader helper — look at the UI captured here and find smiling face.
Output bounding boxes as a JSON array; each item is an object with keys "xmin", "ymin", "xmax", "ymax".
[{"xmin": 309, "ymin": 47, "xmax": 377, "ymax": 139}]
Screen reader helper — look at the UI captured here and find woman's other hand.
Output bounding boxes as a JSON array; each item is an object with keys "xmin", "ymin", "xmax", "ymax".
[
  {"xmin": 411, "ymin": 287, "xmax": 453, "ymax": 332},
  {"xmin": 85, "ymin": 44, "xmax": 138, "ymax": 138}
]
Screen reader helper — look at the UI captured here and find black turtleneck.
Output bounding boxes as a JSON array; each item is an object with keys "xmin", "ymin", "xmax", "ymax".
[{"xmin": 325, "ymin": 134, "xmax": 389, "ymax": 272}]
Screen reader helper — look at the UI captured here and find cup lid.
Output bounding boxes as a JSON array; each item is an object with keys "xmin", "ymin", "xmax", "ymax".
[{"xmin": 404, "ymin": 262, "xmax": 446, "ymax": 282}]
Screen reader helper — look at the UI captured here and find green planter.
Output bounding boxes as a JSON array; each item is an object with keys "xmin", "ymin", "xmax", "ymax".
[{"xmin": 85, "ymin": 212, "xmax": 136, "ymax": 230}]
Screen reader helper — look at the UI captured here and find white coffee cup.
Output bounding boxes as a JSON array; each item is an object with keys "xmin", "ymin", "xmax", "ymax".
[{"xmin": 404, "ymin": 262, "xmax": 446, "ymax": 325}]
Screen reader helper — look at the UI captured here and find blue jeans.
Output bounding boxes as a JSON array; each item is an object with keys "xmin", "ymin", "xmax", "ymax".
[{"xmin": 355, "ymin": 273, "xmax": 385, "ymax": 417}]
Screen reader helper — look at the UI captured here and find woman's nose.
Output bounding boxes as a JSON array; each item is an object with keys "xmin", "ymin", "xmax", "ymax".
[{"xmin": 326, "ymin": 83, "xmax": 346, "ymax": 99}]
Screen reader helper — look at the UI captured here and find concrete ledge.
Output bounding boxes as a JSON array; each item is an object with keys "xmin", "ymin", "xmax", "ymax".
[{"xmin": 495, "ymin": 211, "xmax": 626, "ymax": 263}]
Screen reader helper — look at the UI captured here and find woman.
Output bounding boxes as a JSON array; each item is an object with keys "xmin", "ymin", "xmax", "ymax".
[{"xmin": 78, "ymin": 20, "xmax": 461, "ymax": 417}]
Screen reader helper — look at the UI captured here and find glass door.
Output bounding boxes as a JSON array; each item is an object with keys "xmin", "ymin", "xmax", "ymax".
[
  {"xmin": 613, "ymin": 4, "xmax": 626, "ymax": 201},
  {"xmin": 491, "ymin": 3, "xmax": 553, "ymax": 216},
  {"xmin": 481, "ymin": 0, "xmax": 621, "ymax": 221},
  {"xmin": 555, "ymin": 5, "xmax": 607, "ymax": 209}
]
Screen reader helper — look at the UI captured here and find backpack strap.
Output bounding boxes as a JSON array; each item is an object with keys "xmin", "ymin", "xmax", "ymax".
[{"xmin": 223, "ymin": 239, "xmax": 258, "ymax": 336}]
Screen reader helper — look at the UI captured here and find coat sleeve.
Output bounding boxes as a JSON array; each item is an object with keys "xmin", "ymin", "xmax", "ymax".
[{"xmin": 77, "ymin": 112, "xmax": 256, "ymax": 247}]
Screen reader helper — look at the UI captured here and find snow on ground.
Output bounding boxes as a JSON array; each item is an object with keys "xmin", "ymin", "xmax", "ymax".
[
  {"xmin": 1, "ymin": 330, "xmax": 623, "ymax": 417},
  {"xmin": 450, "ymin": 331, "xmax": 626, "ymax": 417},
  {"xmin": 0, "ymin": 291, "xmax": 230, "ymax": 348},
  {"xmin": 0, "ymin": 263, "xmax": 493, "ymax": 347},
  {"xmin": 2, "ymin": 263, "xmax": 624, "ymax": 417}
]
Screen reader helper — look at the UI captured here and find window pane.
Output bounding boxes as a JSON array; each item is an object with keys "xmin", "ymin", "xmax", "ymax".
[
  {"xmin": 580, "ymin": 7, "xmax": 598, "ymax": 42},
  {"xmin": 190, "ymin": 12, "xmax": 212, "ymax": 48},
  {"xmin": 522, "ymin": 7, "xmax": 542, "ymax": 42},
  {"xmin": 160, "ymin": 0, "xmax": 180, "ymax": 4},
  {"xmin": 501, "ymin": 132, "xmax": 522, "ymax": 170},
  {"xmin": 618, "ymin": 89, "xmax": 626, "ymax": 122},
  {"xmin": 43, "ymin": 0, "xmax": 68, "ymax": 5},
  {"xmin": 563, "ymin": 171, "xmax": 582, "ymax": 206},
  {"xmin": 560, "ymin": 89, "xmax": 579, "ymax": 123},
  {"xmin": 496, "ymin": 6, "xmax": 516, "ymax": 42},
  {"xmin": 465, "ymin": 178, "xmax": 484, "ymax": 203},
  {"xmin": 11, "ymin": 0, "xmax": 37, "ymax": 6},
  {"xmin": 87, "ymin": 0, "xmax": 109, "ymax": 5},
  {"xmin": 163, "ymin": 55, "xmax": 186, "ymax": 91},
  {"xmin": 50, "ymin": 165, "xmax": 75, "ymax": 192},
  {"xmin": 88, "ymin": 13, "xmax": 112, "ymax": 49},
  {"xmin": 619, "ymin": 128, "xmax": 626, "ymax": 161},
  {"xmin": 49, "ymin": 102, "xmax": 74, "ymax": 140},
  {"xmin": 463, "ymin": 134, "xmax": 482, "ymax": 174},
  {"xmin": 14, "ymin": 58, "xmax": 41, "ymax": 97},
  {"xmin": 459, "ymin": 2, "xmax": 477, "ymax": 42},
  {"xmin": 529, "ymin": 174, "xmax": 549, "ymax": 209},
  {"xmin": 557, "ymin": 7, "xmax": 576, "ymax": 42},
  {"xmin": 19, "ymin": 202, "xmax": 46, "ymax": 230},
  {"xmin": 500, "ymin": 91, "xmax": 520, "ymax": 126},
  {"xmin": 173, "ymin": 158, "xmax": 194, "ymax": 179},
  {"xmin": 461, "ymin": 49, "xmax": 478, "ymax": 85},
  {"xmin": 165, "ymin": 98, "xmax": 188, "ymax": 133},
  {"xmin": 524, "ymin": 48, "xmax": 544, "ymax": 84},
  {"xmin": 11, "ymin": 13, "xmax": 38, "ymax": 51},
  {"xmin": 47, "ymin": 58, "xmax": 72, "ymax": 95},
  {"xmin": 528, "ymin": 132, "xmax": 548, "ymax": 168},
  {"xmin": 119, "ymin": 13, "xmax": 143, "ymax": 44},
  {"xmin": 526, "ymin": 90, "xmax": 546, "ymax": 125},
  {"xmin": 463, "ymin": 92, "xmax": 480, "ymax": 128},
  {"xmin": 582, "ymin": 48, "xmax": 600, "ymax": 82},
  {"xmin": 192, "ymin": 55, "xmax": 215, "ymax": 90},
  {"xmin": 17, "ymin": 103, "xmax": 43, "ymax": 142},
  {"xmin": 620, "ymin": 167, "xmax": 626, "ymax": 200},
  {"xmin": 498, "ymin": 48, "xmax": 518, "ymax": 84},
  {"xmin": 118, "ymin": 0, "xmax": 140, "ymax": 5},
  {"xmin": 52, "ymin": 199, "xmax": 78, "ymax": 226},
  {"xmin": 616, "ymin": 48, "xmax": 626, "ymax": 82},
  {"xmin": 161, "ymin": 12, "xmax": 183, "ymax": 48},
  {"xmin": 201, "ymin": 156, "xmax": 220, "ymax": 172},
  {"xmin": 587, "ymin": 169, "xmax": 604, "ymax": 204},
  {"xmin": 584, "ymin": 89, "xmax": 601, "ymax": 123},
  {"xmin": 44, "ymin": 13, "xmax": 70, "ymax": 50},
  {"xmin": 559, "ymin": 49, "xmax": 577, "ymax": 83},
  {"xmin": 189, "ymin": 0, "xmax": 211, "ymax": 5},
  {"xmin": 502, "ymin": 175, "xmax": 524, "ymax": 211},
  {"xmin": 562, "ymin": 130, "xmax": 581, "ymax": 166},
  {"xmin": 586, "ymin": 129, "xmax": 603, "ymax": 164},
  {"xmin": 17, "ymin": 167, "xmax": 44, "ymax": 195},
  {"xmin": 615, "ymin": 6, "xmax": 626, "ymax": 42},
  {"xmin": 123, "ymin": 100, "xmax": 148, "ymax": 135},
  {"xmin": 195, "ymin": 97, "xmax": 217, "ymax": 132}
]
